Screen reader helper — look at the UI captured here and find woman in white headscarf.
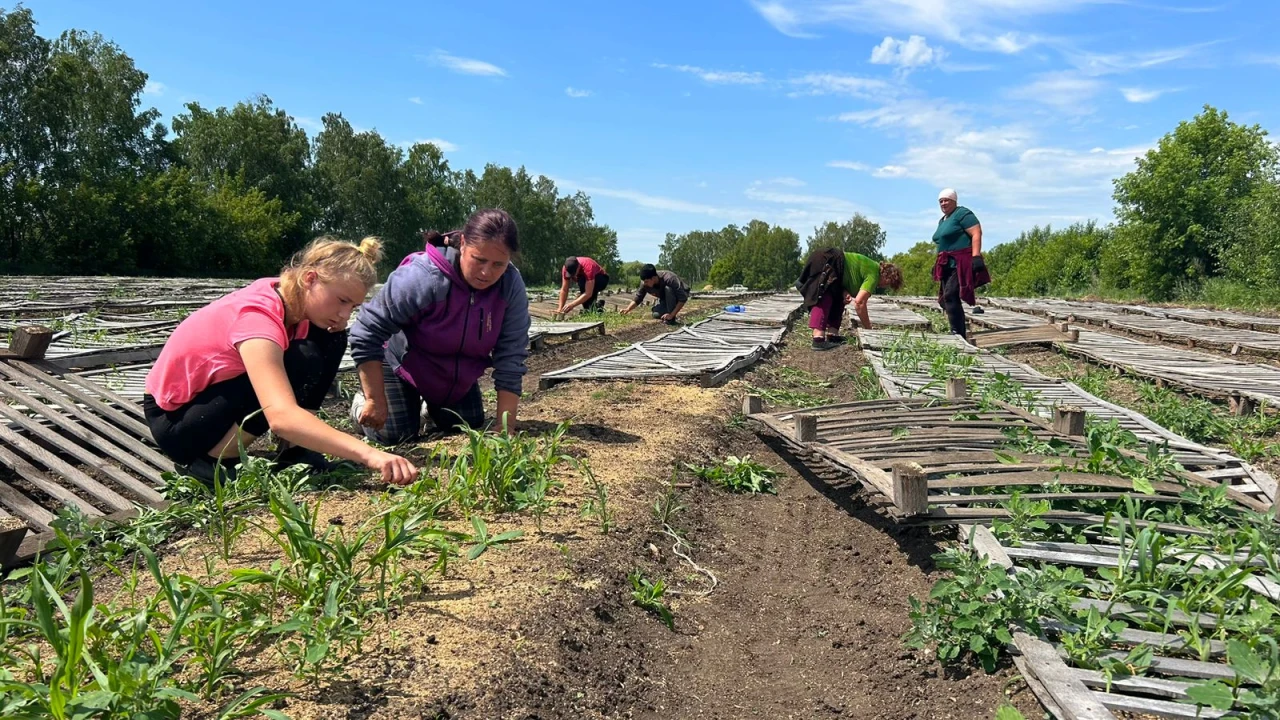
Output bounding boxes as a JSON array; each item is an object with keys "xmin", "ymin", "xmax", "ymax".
[{"xmin": 932, "ymin": 188, "xmax": 987, "ymax": 337}]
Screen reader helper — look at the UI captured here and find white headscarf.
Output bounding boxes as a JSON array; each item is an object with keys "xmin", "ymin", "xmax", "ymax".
[{"xmin": 938, "ymin": 188, "xmax": 958, "ymax": 201}]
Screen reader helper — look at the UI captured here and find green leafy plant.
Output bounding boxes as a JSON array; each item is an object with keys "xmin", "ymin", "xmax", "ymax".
[
  {"xmin": 1185, "ymin": 637, "xmax": 1280, "ymax": 715},
  {"xmin": 580, "ymin": 460, "xmax": 613, "ymax": 534},
  {"xmin": 465, "ymin": 516, "xmax": 524, "ymax": 561},
  {"xmin": 628, "ymin": 571, "xmax": 675, "ymax": 631},
  {"xmin": 687, "ymin": 455, "xmax": 779, "ymax": 494}
]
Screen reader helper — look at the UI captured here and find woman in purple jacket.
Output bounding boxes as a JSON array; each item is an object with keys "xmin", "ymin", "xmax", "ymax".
[{"xmin": 348, "ymin": 209, "xmax": 531, "ymax": 442}]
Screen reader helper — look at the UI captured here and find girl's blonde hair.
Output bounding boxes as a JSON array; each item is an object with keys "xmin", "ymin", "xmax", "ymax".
[{"xmin": 279, "ymin": 236, "xmax": 383, "ymax": 325}]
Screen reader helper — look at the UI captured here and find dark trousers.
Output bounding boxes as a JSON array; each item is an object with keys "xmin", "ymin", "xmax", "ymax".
[
  {"xmin": 578, "ymin": 272, "xmax": 610, "ymax": 311},
  {"xmin": 143, "ymin": 328, "xmax": 347, "ymax": 465},
  {"xmin": 651, "ymin": 285, "xmax": 682, "ymax": 318},
  {"xmin": 940, "ymin": 265, "xmax": 966, "ymax": 336}
]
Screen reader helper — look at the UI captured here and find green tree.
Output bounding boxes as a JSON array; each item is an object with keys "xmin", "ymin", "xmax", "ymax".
[
  {"xmin": 708, "ymin": 220, "xmax": 800, "ymax": 289},
  {"xmin": 400, "ymin": 140, "xmax": 466, "ymax": 260},
  {"xmin": 171, "ymin": 96, "xmax": 313, "ymax": 257},
  {"xmin": 311, "ymin": 113, "xmax": 417, "ymax": 258},
  {"xmin": 659, "ymin": 227, "xmax": 740, "ymax": 285},
  {"xmin": 806, "ymin": 214, "xmax": 887, "ymax": 259},
  {"xmin": 1109, "ymin": 105, "xmax": 1280, "ymax": 299},
  {"xmin": 984, "ymin": 222, "xmax": 1109, "ymax": 297},
  {"xmin": 886, "ymin": 242, "xmax": 937, "ymax": 296}
]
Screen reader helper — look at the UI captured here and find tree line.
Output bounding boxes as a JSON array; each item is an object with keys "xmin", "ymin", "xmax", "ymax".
[
  {"xmin": 887, "ymin": 106, "xmax": 1280, "ymax": 305},
  {"xmin": 0, "ymin": 7, "xmax": 620, "ymax": 284}
]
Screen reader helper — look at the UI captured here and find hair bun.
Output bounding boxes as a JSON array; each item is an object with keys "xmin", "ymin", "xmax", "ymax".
[{"xmin": 357, "ymin": 236, "xmax": 384, "ymax": 264}]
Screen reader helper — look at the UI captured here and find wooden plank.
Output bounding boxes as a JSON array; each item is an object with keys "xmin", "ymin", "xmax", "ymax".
[
  {"xmin": 0, "ymin": 362, "xmax": 172, "ymax": 471},
  {"xmin": 0, "ymin": 422, "xmax": 133, "ymax": 513},
  {"xmin": 0, "ymin": 477, "xmax": 56, "ymax": 532},
  {"xmin": 967, "ymin": 524, "xmax": 1013, "ymax": 568},
  {"xmin": 1012, "ymin": 632, "xmax": 1116, "ymax": 720},
  {"xmin": 0, "ymin": 400, "xmax": 165, "ymax": 504},
  {"xmin": 50, "ymin": 365, "xmax": 149, "ymax": 420},
  {"xmin": 0, "ymin": 440, "xmax": 103, "ymax": 519},
  {"xmin": 970, "ymin": 324, "xmax": 1076, "ymax": 349},
  {"xmin": 12, "ymin": 361, "xmax": 152, "ymax": 434},
  {"xmin": 42, "ymin": 345, "xmax": 165, "ymax": 371}
]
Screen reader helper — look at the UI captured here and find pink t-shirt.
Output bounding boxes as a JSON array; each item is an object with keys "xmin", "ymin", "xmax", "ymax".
[
  {"xmin": 562, "ymin": 256, "xmax": 604, "ymax": 282},
  {"xmin": 145, "ymin": 277, "xmax": 310, "ymax": 411}
]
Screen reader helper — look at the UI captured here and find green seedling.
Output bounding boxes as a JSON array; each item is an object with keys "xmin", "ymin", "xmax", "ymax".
[
  {"xmin": 628, "ymin": 571, "xmax": 675, "ymax": 631},
  {"xmin": 466, "ymin": 516, "xmax": 524, "ymax": 561}
]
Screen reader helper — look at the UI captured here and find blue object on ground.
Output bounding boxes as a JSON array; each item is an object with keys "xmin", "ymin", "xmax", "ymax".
[{"xmin": 724, "ymin": 305, "xmax": 747, "ymax": 313}]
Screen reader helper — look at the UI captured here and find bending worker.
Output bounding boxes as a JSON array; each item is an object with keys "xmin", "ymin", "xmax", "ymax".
[
  {"xmin": 557, "ymin": 256, "xmax": 610, "ymax": 316},
  {"xmin": 621, "ymin": 264, "xmax": 689, "ymax": 325},
  {"xmin": 143, "ymin": 237, "xmax": 418, "ymax": 485},
  {"xmin": 797, "ymin": 248, "xmax": 903, "ymax": 351},
  {"xmin": 348, "ymin": 209, "xmax": 530, "ymax": 442}
]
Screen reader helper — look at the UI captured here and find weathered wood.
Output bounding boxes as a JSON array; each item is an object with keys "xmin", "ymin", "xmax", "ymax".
[
  {"xmin": 0, "ymin": 515, "xmax": 30, "ymax": 566},
  {"xmin": 969, "ymin": 324, "xmax": 1075, "ymax": 349},
  {"xmin": 967, "ymin": 524, "xmax": 1013, "ymax": 568},
  {"xmin": 0, "ymin": 422, "xmax": 133, "ymax": 513},
  {"xmin": 794, "ymin": 413, "xmax": 818, "ymax": 442},
  {"xmin": 945, "ymin": 377, "xmax": 967, "ymax": 399},
  {"xmin": 1012, "ymin": 632, "xmax": 1116, "ymax": 720},
  {"xmin": 0, "ymin": 439, "xmax": 105, "ymax": 519},
  {"xmin": 8, "ymin": 326, "xmax": 53, "ymax": 359},
  {"xmin": 1053, "ymin": 405, "xmax": 1086, "ymax": 436},
  {"xmin": 891, "ymin": 461, "xmax": 927, "ymax": 516},
  {"xmin": 0, "ymin": 362, "xmax": 173, "ymax": 473},
  {"xmin": 0, "ymin": 398, "xmax": 165, "ymax": 503},
  {"xmin": 0, "ymin": 478, "xmax": 57, "ymax": 531},
  {"xmin": 743, "ymin": 394, "xmax": 764, "ymax": 415}
]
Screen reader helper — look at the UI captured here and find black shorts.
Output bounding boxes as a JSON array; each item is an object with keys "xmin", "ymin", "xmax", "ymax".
[{"xmin": 143, "ymin": 328, "xmax": 347, "ymax": 465}]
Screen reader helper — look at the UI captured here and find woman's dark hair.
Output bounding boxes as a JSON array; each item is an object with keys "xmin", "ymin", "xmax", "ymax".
[
  {"xmin": 640, "ymin": 264, "xmax": 658, "ymax": 281},
  {"xmin": 456, "ymin": 208, "xmax": 519, "ymax": 252},
  {"xmin": 563, "ymin": 256, "xmax": 580, "ymax": 275}
]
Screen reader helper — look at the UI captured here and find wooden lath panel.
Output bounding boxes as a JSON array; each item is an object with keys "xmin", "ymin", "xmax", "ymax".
[{"xmin": 0, "ymin": 358, "xmax": 171, "ymax": 566}]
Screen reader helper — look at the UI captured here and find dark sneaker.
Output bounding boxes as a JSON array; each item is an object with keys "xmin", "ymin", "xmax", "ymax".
[
  {"xmin": 826, "ymin": 334, "xmax": 847, "ymax": 343},
  {"xmin": 178, "ymin": 456, "xmax": 238, "ymax": 485},
  {"xmin": 273, "ymin": 445, "xmax": 333, "ymax": 472},
  {"xmin": 812, "ymin": 339, "xmax": 838, "ymax": 351},
  {"xmin": 664, "ymin": 318, "xmax": 680, "ymax": 326},
  {"xmin": 972, "ymin": 306, "xmax": 985, "ymax": 315}
]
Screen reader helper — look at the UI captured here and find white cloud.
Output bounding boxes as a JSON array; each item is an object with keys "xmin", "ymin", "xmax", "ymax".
[
  {"xmin": 1119, "ymin": 87, "xmax": 1175, "ymax": 103},
  {"xmin": 748, "ymin": 0, "xmax": 1090, "ymax": 51},
  {"xmin": 768, "ymin": 177, "xmax": 806, "ymax": 187},
  {"xmin": 836, "ymin": 98, "xmax": 969, "ymax": 138},
  {"xmin": 790, "ymin": 73, "xmax": 890, "ymax": 98},
  {"xmin": 748, "ymin": 1, "xmax": 817, "ymax": 38},
  {"xmin": 424, "ymin": 50, "xmax": 507, "ymax": 77},
  {"xmin": 143, "ymin": 81, "xmax": 165, "ymax": 96},
  {"xmin": 296, "ymin": 117, "xmax": 323, "ymax": 133},
  {"xmin": 408, "ymin": 96, "xmax": 423, "ymax": 105},
  {"xmin": 1006, "ymin": 71, "xmax": 1101, "ymax": 114},
  {"xmin": 652, "ymin": 63, "xmax": 766, "ymax": 85},
  {"xmin": 565, "ymin": 87, "xmax": 592, "ymax": 98},
  {"xmin": 1066, "ymin": 42, "xmax": 1214, "ymax": 76},
  {"xmin": 828, "ymin": 161, "xmax": 870, "ymax": 171},
  {"xmin": 405, "ymin": 138, "xmax": 458, "ymax": 152},
  {"xmin": 870, "ymin": 35, "xmax": 944, "ymax": 68}
]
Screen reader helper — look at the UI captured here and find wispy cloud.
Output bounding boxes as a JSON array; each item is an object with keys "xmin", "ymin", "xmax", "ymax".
[
  {"xmin": 765, "ymin": 177, "xmax": 806, "ymax": 187},
  {"xmin": 1065, "ymin": 42, "xmax": 1217, "ymax": 76},
  {"xmin": 652, "ymin": 63, "xmax": 766, "ymax": 85},
  {"xmin": 408, "ymin": 96, "xmax": 423, "ymax": 105},
  {"xmin": 747, "ymin": 0, "xmax": 1082, "ymax": 52},
  {"xmin": 143, "ymin": 80, "xmax": 165, "ymax": 96},
  {"xmin": 870, "ymin": 35, "xmax": 945, "ymax": 69},
  {"xmin": 828, "ymin": 160, "xmax": 871, "ymax": 171},
  {"xmin": 565, "ymin": 87, "xmax": 592, "ymax": 98},
  {"xmin": 296, "ymin": 117, "xmax": 323, "ymax": 134},
  {"xmin": 1120, "ymin": 87, "xmax": 1177, "ymax": 103},
  {"xmin": 1007, "ymin": 71, "xmax": 1101, "ymax": 114},
  {"xmin": 790, "ymin": 72, "xmax": 889, "ymax": 98},
  {"xmin": 405, "ymin": 138, "xmax": 458, "ymax": 152},
  {"xmin": 423, "ymin": 50, "xmax": 507, "ymax": 77}
]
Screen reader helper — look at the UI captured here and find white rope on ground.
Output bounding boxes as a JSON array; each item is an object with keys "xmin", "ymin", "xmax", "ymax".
[{"xmin": 661, "ymin": 524, "xmax": 718, "ymax": 597}]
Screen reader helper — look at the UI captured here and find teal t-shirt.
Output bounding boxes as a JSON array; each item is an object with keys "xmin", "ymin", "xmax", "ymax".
[
  {"xmin": 842, "ymin": 252, "xmax": 881, "ymax": 295},
  {"xmin": 933, "ymin": 207, "xmax": 979, "ymax": 253}
]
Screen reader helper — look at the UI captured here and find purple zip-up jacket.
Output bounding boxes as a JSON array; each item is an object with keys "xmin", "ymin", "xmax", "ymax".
[{"xmin": 349, "ymin": 244, "xmax": 530, "ymax": 406}]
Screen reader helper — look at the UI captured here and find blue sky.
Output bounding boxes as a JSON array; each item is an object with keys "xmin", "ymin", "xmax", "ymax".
[{"xmin": 21, "ymin": 0, "xmax": 1280, "ymax": 261}]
